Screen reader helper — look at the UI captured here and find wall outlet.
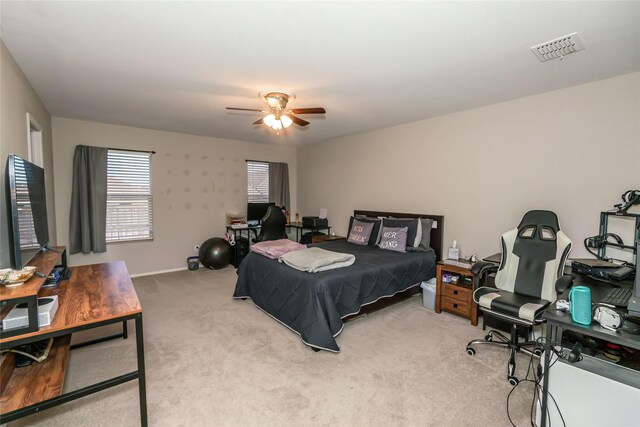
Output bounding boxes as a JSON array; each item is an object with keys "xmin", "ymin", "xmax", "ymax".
[{"xmin": 194, "ymin": 245, "xmax": 200, "ymax": 253}]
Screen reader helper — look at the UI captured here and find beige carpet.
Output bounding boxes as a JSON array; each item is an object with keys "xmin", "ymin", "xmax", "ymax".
[{"xmin": 10, "ymin": 267, "xmax": 537, "ymax": 426}]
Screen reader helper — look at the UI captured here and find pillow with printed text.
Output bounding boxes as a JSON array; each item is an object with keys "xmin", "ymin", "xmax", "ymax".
[
  {"xmin": 347, "ymin": 219, "xmax": 374, "ymax": 245},
  {"xmin": 377, "ymin": 226, "xmax": 408, "ymax": 253}
]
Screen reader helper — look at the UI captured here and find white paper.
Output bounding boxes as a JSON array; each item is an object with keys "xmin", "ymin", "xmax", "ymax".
[{"xmin": 319, "ymin": 208, "xmax": 328, "ymax": 219}]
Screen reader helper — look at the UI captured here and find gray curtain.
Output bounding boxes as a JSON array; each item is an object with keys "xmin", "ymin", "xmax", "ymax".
[
  {"xmin": 69, "ymin": 145, "xmax": 108, "ymax": 254},
  {"xmin": 268, "ymin": 162, "xmax": 290, "ymax": 210}
]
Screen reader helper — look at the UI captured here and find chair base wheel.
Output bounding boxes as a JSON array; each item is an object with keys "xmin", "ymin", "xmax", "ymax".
[
  {"xmin": 466, "ymin": 347, "xmax": 476, "ymax": 356},
  {"xmin": 508, "ymin": 376, "xmax": 519, "ymax": 386},
  {"xmin": 485, "ymin": 334, "xmax": 493, "ymax": 341}
]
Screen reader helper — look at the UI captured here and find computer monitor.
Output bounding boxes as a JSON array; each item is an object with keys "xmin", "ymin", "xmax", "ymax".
[{"xmin": 247, "ymin": 202, "xmax": 275, "ymax": 224}]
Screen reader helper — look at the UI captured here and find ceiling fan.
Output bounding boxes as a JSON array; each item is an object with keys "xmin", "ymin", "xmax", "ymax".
[{"xmin": 226, "ymin": 91, "xmax": 326, "ymax": 133}]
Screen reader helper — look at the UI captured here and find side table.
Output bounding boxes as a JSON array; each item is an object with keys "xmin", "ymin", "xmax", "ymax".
[
  {"xmin": 435, "ymin": 260, "xmax": 478, "ymax": 326},
  {"xmin": 311, "ymin": 235, "xmax": 346, "ymax": 244}
]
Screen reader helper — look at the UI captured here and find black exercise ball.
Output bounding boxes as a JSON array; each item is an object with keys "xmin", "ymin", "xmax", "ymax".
[{"xmin": 199, "ymin": 237, "xmax": 231, "ymax": 270}]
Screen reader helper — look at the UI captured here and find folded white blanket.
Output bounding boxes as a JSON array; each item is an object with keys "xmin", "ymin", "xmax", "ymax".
[{"xmin": 278, "ymin": 247, "xmax": 355, "ymax": 273}]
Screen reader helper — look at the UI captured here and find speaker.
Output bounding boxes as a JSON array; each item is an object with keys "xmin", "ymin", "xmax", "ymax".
[
  {"xmin": 232, "ymin": 238, "xmax": 250, "ymax": 268},
  {"xmin": 569, "ymin": 286, "xmax": 592, "ymax": 326}
]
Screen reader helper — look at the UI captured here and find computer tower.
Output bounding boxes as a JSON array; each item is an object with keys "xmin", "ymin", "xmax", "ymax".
[{"xmin": 231, "ymin": 238, "xmax": 250, "ymax": 268}]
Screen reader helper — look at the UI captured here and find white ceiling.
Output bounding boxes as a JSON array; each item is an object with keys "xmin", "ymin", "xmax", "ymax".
[{"xmin": 1, "ymin": 1, "xmax": 639, "ymax": 145}]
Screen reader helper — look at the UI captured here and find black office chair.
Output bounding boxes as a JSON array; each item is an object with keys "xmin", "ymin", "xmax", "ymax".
[
  {"xmin": 466, "ymin": 210, "xmax": 573, "ymax": 385},
  {"xmin": 256, "ymin": 206, "xmax": 287, "ymax": 242}
]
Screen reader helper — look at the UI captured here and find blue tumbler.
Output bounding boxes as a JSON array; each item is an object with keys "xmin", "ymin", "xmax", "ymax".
[{"xmin": 569, "ymin": 286, "xmax": 592, "ymax": 325}]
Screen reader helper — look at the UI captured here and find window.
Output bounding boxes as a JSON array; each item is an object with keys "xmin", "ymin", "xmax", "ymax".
[
  {"xmin": 106, "ymin": 150, "xmax": 153, "ymax": 242},
  {"xmin": 247, "ymin": 161, "xmax": 269, "ymax": 203},
  {"xmin": 12, "ymin": 156, "xmax": 39, "ymax": 249}
]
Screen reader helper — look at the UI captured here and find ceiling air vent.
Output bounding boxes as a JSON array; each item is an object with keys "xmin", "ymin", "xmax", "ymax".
[{"xmin": 530, "ymin": 32, "xmax": 585, "ymax": 62}]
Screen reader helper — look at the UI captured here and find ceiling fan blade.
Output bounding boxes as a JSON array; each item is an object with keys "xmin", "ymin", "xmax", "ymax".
[
  {"xmin": 253, "ymin": 118, "xmax": 264, "ymax": 125},
  {"xmin": 226, "ymin": 107, "xmax": 265, "ymax": 112},
  {"xmin": 289, "ymin": 115, "xmax": 310, "ymax": 127},
  {"xmin": 290, "ymin": 107, "xmax": 326, "ymax": 114}
]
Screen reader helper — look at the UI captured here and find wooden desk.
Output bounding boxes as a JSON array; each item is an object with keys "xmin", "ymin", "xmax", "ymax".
[
  {"xmin": 0, "ymin": 260, "xmax": 147, "ymax": 426},
  {"xmin": 0, "ymin": 247, "xmax": 66, "ymax": 338}
]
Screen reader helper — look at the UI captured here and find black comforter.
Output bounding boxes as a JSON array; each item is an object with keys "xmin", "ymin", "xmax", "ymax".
[{"xmin": 233, "ymin": 240, "xmax": 436, "ymax": 352}]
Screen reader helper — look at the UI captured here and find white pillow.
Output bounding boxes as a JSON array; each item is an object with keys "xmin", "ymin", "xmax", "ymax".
[{"xmin": 414, "ymin": 219, "xmax": 423, "ymax": 247}]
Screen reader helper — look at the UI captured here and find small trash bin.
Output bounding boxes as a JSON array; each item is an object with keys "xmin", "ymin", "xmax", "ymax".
[{"xmin": 420, "ymin": 279, "xmax": 437, "ymax": 310}]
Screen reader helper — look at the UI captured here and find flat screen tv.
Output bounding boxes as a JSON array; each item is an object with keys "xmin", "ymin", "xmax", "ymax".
[{"xmin": 5, "ymin": 154, "xmax": 50, "ymax": 269}]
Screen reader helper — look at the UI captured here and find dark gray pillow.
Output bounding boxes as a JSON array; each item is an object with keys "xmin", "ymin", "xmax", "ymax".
[
  {"xmin": 377, "ymin": 226, "xmax": 408, "ymax": 253},
  {"xmin": 348, "ymin": 216, "xmax": 382, "ymax": 245},
  {"xmin": 419, "ymin": 218, "xmax": 434, "ymax": 249},
  {"xmin": 347, "ymin": 219, "xmax": 374, "ymax": 245},
  {"xmin": 382, "ymin": 218, "xmax": 419, "ymax": 248}
]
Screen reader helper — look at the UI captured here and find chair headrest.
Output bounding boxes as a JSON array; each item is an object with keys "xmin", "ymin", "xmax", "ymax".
[
  {"xmin": 262, "ymin": 206, "xmax": 284, "ymax": 221},
  {"xmin": 518, "ymin": 210, "xmax": 560, "ymax": 232}
]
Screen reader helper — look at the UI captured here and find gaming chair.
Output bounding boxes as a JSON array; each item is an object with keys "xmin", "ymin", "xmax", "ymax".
[
  {"xmin": 257, "ymin": 206, "xmax": 287, "ymax": 242},
  {"xmin": 466, "ymin": 210, "xmax": 573, "ymax": 385}
]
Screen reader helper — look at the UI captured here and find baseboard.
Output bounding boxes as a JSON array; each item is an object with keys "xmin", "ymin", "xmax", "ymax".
[{"xmin": 129, "ymin": 266, "xmax": 188, "ymax": 278}]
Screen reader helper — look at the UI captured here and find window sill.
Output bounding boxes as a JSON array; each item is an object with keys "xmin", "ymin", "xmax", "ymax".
[{"xmin": 106, "ymin": 237, "xmax": 154, "ymax": 245}]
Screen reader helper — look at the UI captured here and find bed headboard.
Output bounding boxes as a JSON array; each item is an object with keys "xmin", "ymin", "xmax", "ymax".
[{"xmin": 353, "ymin": 210, "xmax": 445, "ymax": 261}]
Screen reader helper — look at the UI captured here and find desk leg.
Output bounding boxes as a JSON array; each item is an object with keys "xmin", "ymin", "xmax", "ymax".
[
  {"xmin": 135, "ymin": 314, "xmax": 148, "ymax": 427},
  {"xmin": 123, "ymin": 320, "xmax": 128, "ymax": 339},
  {"xmin": 540, "ymin": 321, "xmax": 552, "ymax": 427}
]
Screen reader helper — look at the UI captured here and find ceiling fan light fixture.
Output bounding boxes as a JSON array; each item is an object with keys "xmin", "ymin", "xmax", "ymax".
[
  {"xmin": 262, "ymin": 113, "xmax": 292, "ymax": 131},
  {"xmin": 227, "ymin": 90, "xmax": 323, "ymax": 133},
  {"xmin": 266, "ymin": 97, "xmax": 280, "ymax": 109},
  {"xmin": 280, "ymin": 115, "xmax": 293, "ymax": 128},
  {"xmin": 263, "ymin": 114, "xmax": 276, "ymax": 127}
]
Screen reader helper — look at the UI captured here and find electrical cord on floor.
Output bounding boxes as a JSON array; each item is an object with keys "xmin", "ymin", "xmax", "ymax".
[{"xmin": 505, "ymin": 336, "xmax": 566, "ymax": 427}]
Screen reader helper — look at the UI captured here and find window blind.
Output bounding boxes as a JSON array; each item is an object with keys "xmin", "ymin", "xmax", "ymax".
[
  {"xmin": 247, "ymin": 161, "xmax": 269, "ymax": 203},
  {"xmin": 13, "ymin": 160, "xmax": 39, "ymax": 248},
  {"xmin": 106, "ymin": 150, "xmax": 153, "ymax": 242}
]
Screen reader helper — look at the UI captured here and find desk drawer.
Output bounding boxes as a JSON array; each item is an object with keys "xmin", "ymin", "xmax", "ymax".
[
  {"xmin": 441, "ymin": 285, "xmax": 470, "ymax": 302},
  {"xmin": 442, "ymin": 297, "xmax": 470, "ymax": 316}
]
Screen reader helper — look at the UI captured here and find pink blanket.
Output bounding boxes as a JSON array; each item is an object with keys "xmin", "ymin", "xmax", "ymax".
[{"xmin": 250, "ymin": 239, "xmax": 306, "ymax": 259}]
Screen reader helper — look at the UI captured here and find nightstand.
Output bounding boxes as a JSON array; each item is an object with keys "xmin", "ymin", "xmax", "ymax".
[
  {"xmin": 311, "ymin": 235, "xmax": 346, "ymax": 244},
  {"xmin": 435, "ymin": 260, "xmax": 478, "ymax": 326}
]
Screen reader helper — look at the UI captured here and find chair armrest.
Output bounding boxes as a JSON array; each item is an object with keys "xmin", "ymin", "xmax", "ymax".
[
  {"xmin": 555, "ymin": 274, "xmax": 574, "ymax": 295},
  {"xmin": 471, "ymin": 261, "xmax": 498, "ymax": 277}
]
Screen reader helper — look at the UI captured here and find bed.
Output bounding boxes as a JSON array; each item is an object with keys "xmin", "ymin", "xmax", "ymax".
[{"xmin": 232, "ymin": 210, "xmax": 444, "ymax": 352}]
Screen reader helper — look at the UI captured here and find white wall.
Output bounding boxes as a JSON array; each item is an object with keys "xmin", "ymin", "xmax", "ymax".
[
  {"xmin": 52, "ymin": 118, "xmax": 297, "ymax": 275},
  {"xmin": 0, "ymin": 41, "xmax": 57, "ymax": 268},
  {"xmin": 298, "ymin": 72, "xmax": 640, "ymax": 259}
]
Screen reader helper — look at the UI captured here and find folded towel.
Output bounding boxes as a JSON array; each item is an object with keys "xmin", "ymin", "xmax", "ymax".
[
  {"xmin": 250, "ymin": 239, "xmax": 306, "ymax": 259},
  {"xmin": 278, "ymin": 247, "xmax": 355, "ymax": 273}
]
